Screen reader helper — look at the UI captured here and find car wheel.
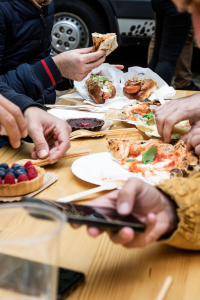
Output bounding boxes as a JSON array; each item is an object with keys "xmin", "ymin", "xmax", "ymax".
[{"xmin": 52, "ymin": 0, "xmax": 107, "ymax": 54}]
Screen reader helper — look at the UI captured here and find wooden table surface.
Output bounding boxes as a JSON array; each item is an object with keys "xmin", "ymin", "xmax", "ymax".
[{"xmin": 0, "ymin": 90, "xmax": 200, "ymax": 300}]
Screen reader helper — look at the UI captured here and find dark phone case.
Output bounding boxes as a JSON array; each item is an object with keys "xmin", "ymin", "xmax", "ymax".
[{"xmin": 22, "ymin": 197, "xmax": 146, "ymax": 232}]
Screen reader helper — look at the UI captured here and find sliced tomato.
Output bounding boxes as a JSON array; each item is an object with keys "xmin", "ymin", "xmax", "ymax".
[
  {"xmin": 124, "ymin": 85, "xmax": 141, "ymax": 94},
  {"xmin": 103, "ymin": 92, "xmax": 110, "ymax": 99}
]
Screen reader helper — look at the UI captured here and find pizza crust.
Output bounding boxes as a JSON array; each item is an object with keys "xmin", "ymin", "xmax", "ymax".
[{"xmin": 107, "ymin": 139, "xmax": 200, "ymax": 185}]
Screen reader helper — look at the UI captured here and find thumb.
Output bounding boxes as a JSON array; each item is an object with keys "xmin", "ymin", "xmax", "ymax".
[{"xmin": 30, "ymin": 127, "xmax": 49, "ymax": 159}]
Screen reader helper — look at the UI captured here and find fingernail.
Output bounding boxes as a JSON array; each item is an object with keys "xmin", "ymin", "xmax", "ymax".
[
  {"xmin": 119, "ymin": 202, "xmax": 130, "ymax": 215},
  {"xmin": 38, "ymin": 149, "xmax": 48, "ymax": 158}
]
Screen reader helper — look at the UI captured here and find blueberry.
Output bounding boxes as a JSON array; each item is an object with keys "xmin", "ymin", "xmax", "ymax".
[
  {"xmin": 18, "ymin": 166, "xmax": 27, "ymax": 173},
  {"xmin": 0, "ymin": 170, "xmax": 6, "ymax": 179},
  {"xmin": 12, "ymin": 164, "xmax": 22, "ymax": 170},
  {"xmin": 15, "ymin": 169, "xmax": 26, "ymax": 178},
  {"xmin": 6, "ymin": 169, "xmax": 15, "ymax": 177},
  {"xmin": 0, "ymin": 163, "xmax": 9, "ymax": 170},
  {"xmin": 6, "ymin": 172, "xmax": 16, "ymax": 178}
]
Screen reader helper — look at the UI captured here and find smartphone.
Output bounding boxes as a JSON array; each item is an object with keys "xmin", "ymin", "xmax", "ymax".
[
  {"xmin": 0, "ymin": 253, "xmax": 84, "ymax": 299},
  {"xmin": 22, "ymin": 197, "xmax": 146, "ymax": 232}
]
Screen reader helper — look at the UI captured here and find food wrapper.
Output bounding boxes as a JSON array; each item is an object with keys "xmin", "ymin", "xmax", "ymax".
[
  {"xmin": 0, "ymin": 172, "xmax": 58, "ymax": 202},
  {"xmin": 60, "ymin": 64, "xmax": 176, "ymax": 109},
  {"xmin": 121, "ymin": 66, "xmax": 176, "ymax": 100},
  {"xmin": 71, "ymin": 63, "xmax": 130, "ymax": 109}
]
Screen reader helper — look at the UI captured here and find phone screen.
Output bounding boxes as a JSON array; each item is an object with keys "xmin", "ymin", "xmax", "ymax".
[{"xmin": 49, "ymin": 202, "xmax": 146, "ymax": 232}]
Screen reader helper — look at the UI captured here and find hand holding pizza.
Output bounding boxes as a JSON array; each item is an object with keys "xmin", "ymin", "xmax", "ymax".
[
  {"xmin": 53, "ymin": 47, "xmax": 106, "ymax": 82},
  {"xmin": 87, "ymin": 178, "xmax": 178, "ymax": 248},
  {"xmin": 155, "ymin": 93, "xmax": 200, "ymax": 143}
]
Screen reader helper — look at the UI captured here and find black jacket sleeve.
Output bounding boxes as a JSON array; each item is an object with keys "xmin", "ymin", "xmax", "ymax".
[{"xmin": 0, "ymin": 80, "xmax": 45, "ymax": 112}]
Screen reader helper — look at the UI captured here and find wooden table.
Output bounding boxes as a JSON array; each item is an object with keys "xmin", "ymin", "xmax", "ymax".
[{"xmin": 0, "ymin": 90, "xmax": 200, "ymax": 300}]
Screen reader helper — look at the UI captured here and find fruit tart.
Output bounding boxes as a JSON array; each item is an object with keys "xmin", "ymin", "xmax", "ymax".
[{"xmin": 0, "ymin": 161, "xmax": 44, "ymax": 197}]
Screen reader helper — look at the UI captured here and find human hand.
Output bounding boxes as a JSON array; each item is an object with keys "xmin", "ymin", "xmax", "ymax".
[
  {"xmin": 181, "ymin": 120, "xmax": 200, "ymax": 155},
  {"xmin": 0, "ymin": 95, "xmax": 27, "ymax": 148},
  {"xmin": 155, "ymin": 94, "xmax": 200, "ymax": 143},
  {"xmin": 24, "ymin": 107, "xmax": 71, "ymax": 163},
  {"xmin": 112, "ymin": 65, "xmax": 124, "ymax": 70},
  {"xmin": 53, "ymin": 47, "xmax": 106, "ymax": 81},
  {"xmin": 86, "ymin": 178, "xmax": 178, "ymax": 248}
]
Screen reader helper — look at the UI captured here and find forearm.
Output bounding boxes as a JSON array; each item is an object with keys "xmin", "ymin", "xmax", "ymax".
[
  {"xmin": 157, "ymin": 175, "xmax": 200, "ymax": 250},
  {"xmin": 0, "ymin": 80, "xmax": 45, "ymax": 112}
]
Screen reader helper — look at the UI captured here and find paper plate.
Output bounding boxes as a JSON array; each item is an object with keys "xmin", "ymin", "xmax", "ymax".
[{"xmin": 71, "ymin": 152, "xmax": 154, "ymax": 186}]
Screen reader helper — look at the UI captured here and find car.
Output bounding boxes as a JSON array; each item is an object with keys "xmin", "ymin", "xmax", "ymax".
[{"xmin": 51, "ymin": 0, "xmax": 155, "ymax": 55}]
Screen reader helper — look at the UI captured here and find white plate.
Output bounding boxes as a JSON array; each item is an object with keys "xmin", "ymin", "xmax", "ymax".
[{"xmin": 71, "ymin": 152, "xmax": 154, "ymax": 186}]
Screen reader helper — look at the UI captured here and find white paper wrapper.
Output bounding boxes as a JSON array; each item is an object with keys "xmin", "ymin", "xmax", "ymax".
[
  {"xmin": 60, "ymin": 64, "xmax": 176, "ymax": 108},
  {"xmin": 74, "ymin": 63, "xmax": 125, "ymax": 107},
  {"xmin": 121, "ymin": 66, "xmax": 176, "ymax": 100},
  {"xmin": 48, "ymin": 109, "xmax": 105, "ymax": 120}
]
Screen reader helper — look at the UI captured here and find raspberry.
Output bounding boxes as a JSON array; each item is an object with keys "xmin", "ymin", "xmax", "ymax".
[
  {"xmin": 4, "ymin": 174, "xmax": 15, "ymax": 184},
  {"xmin": 17, "ymin": 174, "xmax": 28, "ymax": 183},
  {"xmin": 27, "ymin": 168, "xmax": 38, "ymax": 180},
  {"xmin": 0, "ymin": 177, "xmax": 2, "ymax": 185},
  {"xmin": 26, "ymin": 165, "xmax": 36, "ymax": 171},
  {"xmin": 24, "ymin": 161, "xmax": 33, "ymax": 168}
]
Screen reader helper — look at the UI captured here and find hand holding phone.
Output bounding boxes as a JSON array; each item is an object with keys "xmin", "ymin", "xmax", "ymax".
[{"xmin": 85, "ymin": 178, "xmax": 177, "ymax": 248}]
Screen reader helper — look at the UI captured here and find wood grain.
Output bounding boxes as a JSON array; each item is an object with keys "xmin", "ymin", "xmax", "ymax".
[{"xmin": 0, "ymin": 91, "xmax": 200, "ymax": 300}]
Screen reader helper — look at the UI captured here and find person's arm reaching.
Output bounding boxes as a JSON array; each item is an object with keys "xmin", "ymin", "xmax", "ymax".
[
  {"xmin": 155, "ymin": 94, "xmax": 200, "ymax": 143},
  {"xmin": 83, "ymin": 176, "xmax": 200, "ymax": 250},
  {"xmin": 0, "ymin": 81, "xmax": 71, "ymax": 162},
  {"xmin": 0, "ymin": 95, "xmax": 27, "ymax": 148}
]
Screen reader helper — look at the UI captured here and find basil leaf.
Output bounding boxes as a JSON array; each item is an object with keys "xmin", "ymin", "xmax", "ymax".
[
  {"xmin": 142, "ymin": 146, "xmax": 157, "ymax": 165},
  {"xmin": 133, "ymin": 112, "xmax": 137, "ymax": 115},
  {"xmin": 126, "ymin": 158, "xmax": 136, "ymax": 162},
  {"xmin": 92, "ymin": 74, "xmax": 97, "ymax": 77},
  {"xmin": 142, "ymin": 112, "xmax": 154, "ymax": 120}
]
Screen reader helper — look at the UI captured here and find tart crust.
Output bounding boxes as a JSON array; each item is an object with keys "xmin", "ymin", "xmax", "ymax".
[
  {"xmin": 0, "ymin": 166, "xmax": 45, "ymax": 197},
  {"xmin": 67, "ymin": 118, "xmax": 105, "ymax": 132}
]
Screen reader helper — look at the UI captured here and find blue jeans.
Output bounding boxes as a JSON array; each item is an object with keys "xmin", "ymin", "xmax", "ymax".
[{"xmin": 148, "ymin": 0, "xmax": 191, "ymax": 85}]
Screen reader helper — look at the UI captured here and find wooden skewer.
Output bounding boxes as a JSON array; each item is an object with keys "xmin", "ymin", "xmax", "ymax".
[
  {"xmin": 155, "ymin": 276, "xmax": 173, "ymax": 300},
  {"xmin": 15, "ymin": 150, "xmax": 91, "ymax": 167}
]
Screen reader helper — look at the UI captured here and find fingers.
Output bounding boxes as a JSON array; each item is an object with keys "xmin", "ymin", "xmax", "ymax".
[
  {"xmin": 76, "ymin": 46, "xmax": 94, "ymax": 54},
  {"xmin": 0, "ymin": 106, "xmax": 22, "ymax": 148},
  {"xmin": 186, "ymin": 129, "xmax": 200, "ymax": 154},
  {"xmin": 87, "ymin": 227, "xmax": 103, "ymax": 237},
  {"xmin": 83, "ymin": 50, "xmax": 106, "ymax": 64},
  {"xmin": 155, "ymin": 105, "xmax": 188, "ymax": 143},
  {"xmin": 107, "ymin": 213, "xmax": 157, "ymax": 248},
  {"xmin": 85, "ymin": 54, "xmax": 106, "ymax": 72},
  {"xmin": 108, "ymin": 227, "xmax": 135, "ymax": 245},
  {"xmin": 116, "ymin": 178, "xmax": 143, "ymax": 215},
  {"xmin": 28, "ymin": 126, "xmax": 49, "ymax": 159},
  {"xmin": 0, "ymin": 96, "xmax": 27, "ymax": 139},
  {"xmin": 112, "ymin": 65, "xmax": 124, "ymax": 70},
  {"xmin": 48, "ymin": 124, "xmax": 71, "ymax": 164}
]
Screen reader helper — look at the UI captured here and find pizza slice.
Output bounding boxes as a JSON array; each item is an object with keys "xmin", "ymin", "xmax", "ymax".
[
  {"xmin": 108, "ymin": 139, "xmax": 199, "ymax": 185},
  {"xmin": 119, "ymin": 101, "xmax": 152, "ymax": 122},
  {"xmin": 92, "ymin": 33, "xmax": 118, "ymax": 56}
]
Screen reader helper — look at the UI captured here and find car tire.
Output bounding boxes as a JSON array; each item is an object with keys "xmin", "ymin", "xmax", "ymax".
[{"xmin": 52, "ymin": 0, "xmax": 107, "ymax": 54}]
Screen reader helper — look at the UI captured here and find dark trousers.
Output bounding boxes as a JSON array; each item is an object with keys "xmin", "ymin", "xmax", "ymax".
[{"xmin": 148, "ymin": 0, "xmax": 191, "ymax": 86}]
